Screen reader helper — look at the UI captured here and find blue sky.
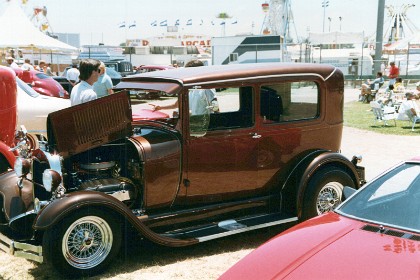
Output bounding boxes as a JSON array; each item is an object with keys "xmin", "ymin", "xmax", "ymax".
[{"xmin": 2, "ymin": 0, "xmax": 419, "ymax": 45}]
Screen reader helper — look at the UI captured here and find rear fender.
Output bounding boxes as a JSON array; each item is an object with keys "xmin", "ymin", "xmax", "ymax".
[
  {"xmin": 282, "ymin": 151, "xmax": 360, "ymax": 216},
  {"xmin": 34, "ymin": 191, "xmax": 197, "ymax": 247}
]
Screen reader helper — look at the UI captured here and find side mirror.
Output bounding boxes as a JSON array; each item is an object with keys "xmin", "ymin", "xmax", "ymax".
[{"xmin": 343, "ymin": 186, "xmax": 356, "ymax": 200}]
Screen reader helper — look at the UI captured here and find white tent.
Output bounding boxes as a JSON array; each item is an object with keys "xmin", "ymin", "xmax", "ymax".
[{"xmin": 0, "ymin": 1, "xmax": 77, "ymax": 52}]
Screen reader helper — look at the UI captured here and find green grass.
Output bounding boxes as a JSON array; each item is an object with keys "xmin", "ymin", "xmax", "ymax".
[{"xmin": 344, "ymin": 101, "xmax": 420, "ymax": 135}]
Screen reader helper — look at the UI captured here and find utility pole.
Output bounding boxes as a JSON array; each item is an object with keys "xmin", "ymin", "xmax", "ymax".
[
  {"xmin": 322, "ymin": 0, "xmax": 329, "ymax": 33},
  {"xmin": 374, "ymin": 0, "xmax": 385, "ymax": 73}
]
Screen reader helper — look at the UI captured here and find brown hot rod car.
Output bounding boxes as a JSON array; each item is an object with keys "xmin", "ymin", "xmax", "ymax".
[{"xmin": 0, "ymin": 63, "xmax": 365, "ymax": 276}]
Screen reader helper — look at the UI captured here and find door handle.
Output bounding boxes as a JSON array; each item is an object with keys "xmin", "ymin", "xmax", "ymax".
[{"xmin": 250, "ymin": 132, "xmax": 262, "ymax": 139}]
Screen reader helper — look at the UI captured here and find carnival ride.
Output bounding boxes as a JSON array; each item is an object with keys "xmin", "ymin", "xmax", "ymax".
[
  {"xmin": 260, "ymin": 0, "xmax": 298, "ymax": 43},
  {"xmin": 384, "ymin": 4, "xmax": 418, "ymax": 44}
]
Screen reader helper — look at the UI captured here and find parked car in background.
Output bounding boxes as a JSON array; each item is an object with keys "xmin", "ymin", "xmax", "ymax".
[
  {"xmin": 131, "ymin": 65, "xmax": 176, "ymax": 99},
  {"xmin": 16, "ymin": 76, "xmax": 71, "ymax": 132},
  {"xmin": 0, "ymin": 67, "xmax": 46, "ymax": 174},
  {"xmin": 55, "ymin": 66, "xmax": 122, "ymax": 93},
  {"xmin": 13, "ymin": 68, "xmax": 69, "ymax": 99},
  {"xmin": 220, "ymin": 157, "xmax": 420, "ymax": 280},
  {"xmin": 135, "ymin": 64, "xmax": 175, "ymax": 74},
  {"xmin": 105, "ymin": 60, "xmax": 133, "ymax": 77},
  {"xmin": 0, "ymin": 63, "xmax": 364, "ymax": 277}
]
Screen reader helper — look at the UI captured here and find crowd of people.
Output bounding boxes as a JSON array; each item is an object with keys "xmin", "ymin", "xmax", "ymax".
[
  {"xmin": 3, "ymin": 52, "xmax": 115, "ymax": 106},
  {"xmin": 358, "ymin": 61, "xmax": 420, "ymax": 123}
]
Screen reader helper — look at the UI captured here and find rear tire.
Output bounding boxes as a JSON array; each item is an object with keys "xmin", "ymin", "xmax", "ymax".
[
  {"xmin": 302, "ymin": 167, "xmax": 354, "ymax": 220},
  {"xmin": 43, "ymin": 208, "xmax": 121, "ymax": 277}
]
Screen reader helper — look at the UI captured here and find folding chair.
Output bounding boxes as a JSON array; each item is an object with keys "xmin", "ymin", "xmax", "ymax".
[
  {"xmin": 370, "ymin": 101, "xmax": 396, "ymax": 126},
  {"xmin": 405, "ymin": 109, "xmax": 420, "ymax": 131}
]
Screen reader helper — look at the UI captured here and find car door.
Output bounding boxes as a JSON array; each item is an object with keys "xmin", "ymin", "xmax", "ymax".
[{"xmin": 184, "ymin": 86, "xmax": 262, "ymax": 205}]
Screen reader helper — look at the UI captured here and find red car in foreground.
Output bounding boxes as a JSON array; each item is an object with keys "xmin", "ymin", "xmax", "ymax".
[
  {"xmin": 13, "ymin": 68, "xmax": 69, "ymax": 99},
  {"xmin": 220, "ymin": 157, "xmax": 420, "ymax": 280}
]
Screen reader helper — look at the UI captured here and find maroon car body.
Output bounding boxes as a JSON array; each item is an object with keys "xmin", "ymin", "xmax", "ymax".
[
  {"xmin": 0, "ymin": 63, "xmax": 364, "ymax": 277},
  {"xmin": 220, "ymin": 157, "xmax": 420, "ymax": 280},
  {"xmin": 13, "ymin": 68, "xmax": 69, "ymax": 99}
]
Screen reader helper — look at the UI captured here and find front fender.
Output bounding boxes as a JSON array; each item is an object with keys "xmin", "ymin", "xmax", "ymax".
[
  {"xmin": 33, "ymin": 191, "xmax": 197, "ymax": 247},
  {"xmin": 0, "ymin": 141, "xmax": 16, "ymax": 168},
  {"xmin": 0, "ymin": 171, "xmax": 34, "ymax": 221}
]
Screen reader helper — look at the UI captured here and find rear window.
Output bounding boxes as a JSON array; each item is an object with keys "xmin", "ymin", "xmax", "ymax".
[{"xmin": 260, "ymin": 81, "xmax": 320, "ymax": 123}]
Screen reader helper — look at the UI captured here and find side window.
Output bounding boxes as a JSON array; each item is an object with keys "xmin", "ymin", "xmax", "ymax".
[
  {"xmin": 260, "ymin": 82, "xmax": 319, "ymax": 123},
  {"xmin": 188, "ymin": 86, "xmax": 254, "ymax": 135}
]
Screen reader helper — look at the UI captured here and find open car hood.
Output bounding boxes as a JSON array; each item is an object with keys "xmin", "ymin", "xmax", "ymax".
[{"xmin": 47, "ymin": 92, "xmax": 132, "ymax": 157}]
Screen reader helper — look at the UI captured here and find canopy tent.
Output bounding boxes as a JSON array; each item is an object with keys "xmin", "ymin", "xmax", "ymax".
[
  {"xmin": 0, "ymin": 1, "xmax": 77, "ymax": 52},
  {"xmin": 309, "ymin": 32, "xmax": 364, "ymax": 44},
  {"xmin": 383, "ymin": 32, "xmax": 420, "ymax": 54}
]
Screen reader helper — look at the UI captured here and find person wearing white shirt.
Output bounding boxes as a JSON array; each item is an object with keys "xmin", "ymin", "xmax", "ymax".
[
  {"xmin": 66, "ymin": 64, "xmax": 80, "ymax": 93},
  {"xmin": 70, "ymin": 59, "xmax": 101, "ymax": 106},
  {"xmin": 6, "ymin": 56, "xmax": 19, "ymax": 69}
]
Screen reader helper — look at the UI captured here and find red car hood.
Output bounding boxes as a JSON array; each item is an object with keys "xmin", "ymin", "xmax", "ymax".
[{"xmin": 220, "ymin": 213, "xmax": 420, "ymax": 280}]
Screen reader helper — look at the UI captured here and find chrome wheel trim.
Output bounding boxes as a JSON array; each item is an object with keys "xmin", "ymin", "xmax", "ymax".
[
  {"xmin": 62, "ymin": 216, "xmax": 113, "ymax": 270},
  {"xmin": 316, "ymin": 182, "xmax": 343, "ymax": 215}
]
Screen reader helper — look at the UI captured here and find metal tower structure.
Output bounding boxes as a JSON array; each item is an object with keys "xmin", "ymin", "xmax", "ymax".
[{"xmin": 260, "ymin": 0, "xmax": 298, "ymax": 42}]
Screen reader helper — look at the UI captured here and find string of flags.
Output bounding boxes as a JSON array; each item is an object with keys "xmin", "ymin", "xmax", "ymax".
[
  {"xmin": 119, "ymin": 21, "xmax": 137, "ymax": 28},
  {"xmin": 119, "ymin": 19, "xmax": 238, "ymax": 28},
  {"xmin": 151, "ymin": 19, "xmax": 238, "ymax": 27}
]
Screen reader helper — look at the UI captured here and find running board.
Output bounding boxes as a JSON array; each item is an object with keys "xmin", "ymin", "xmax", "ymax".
[{"xmin": 163, "ymin": 213, "xmax": 298, "ymax": 243}]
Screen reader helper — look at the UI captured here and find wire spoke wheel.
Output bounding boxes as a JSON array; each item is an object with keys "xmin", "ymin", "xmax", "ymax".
[
  {"xmin": 62, "ymin": 216, "xmax": 113, "ymax": 270},
  {"xmin": 316, "ymin": 182, "xmax": 343, "ymax": 215}
]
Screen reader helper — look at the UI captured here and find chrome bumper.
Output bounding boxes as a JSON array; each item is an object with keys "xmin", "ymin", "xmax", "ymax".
[{"xmin": 0, "ymin": 231, "xmax": 43, "ymax": 263}]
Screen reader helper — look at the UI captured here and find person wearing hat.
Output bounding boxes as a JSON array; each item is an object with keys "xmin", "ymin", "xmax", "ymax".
[{"xmin": 5, "ymin": 56, "xmax": 19, "ymax": 69}]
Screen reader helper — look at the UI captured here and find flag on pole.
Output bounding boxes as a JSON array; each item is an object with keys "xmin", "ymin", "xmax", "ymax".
[
  {"xmin": 151, "ymin": 20, "xmax": 157, "ymax": 26},
  {"xmin": 160, "ymin": 20, "xmax": 167, "ymax": 26},
  {"xmin": 129, "ymin": 21, "xmax": 136, "ymax": 28},
  {"xmin": 231, "ymin": 20, "xmax": 238, "ymax": 24},
  {"xmin": 175, "ymin": 19, "xmax": 180, "ymax": 26},
  {"xmin": 186, "ymin": 19, "xmax": 192, "ymax": 26},
  {"xmin": 200, "ymin": 19, "xmax": 203, "ymax": 25},
  {"xmin": 118, "ymin": 21, "xmax": 126, "ymax": 28},
  {"xmin": 211, "ymin": 21, "xmax": 215, "ymax": 25},
  {"xmin": 220, "ymin": 21, "xmax": 225, "ymax": 25}
]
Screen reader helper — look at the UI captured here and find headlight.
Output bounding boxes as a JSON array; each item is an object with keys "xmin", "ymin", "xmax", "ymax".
[
  {"xmin": 42, "ymin": 169, "xmax": 62, "ymax": 192},
  {"xmin": 14, "ymin": 158, "xmax": 31, "ymax": 177}
]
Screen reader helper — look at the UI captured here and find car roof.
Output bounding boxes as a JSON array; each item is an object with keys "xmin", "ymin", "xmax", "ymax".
[{"xmin": 119, "ymin": 63, "xmax": 338, "ymax": 87}]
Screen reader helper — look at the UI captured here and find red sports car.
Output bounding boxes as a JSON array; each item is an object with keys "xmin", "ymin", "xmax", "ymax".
[
  {"xmin": 220, "ymin": 157, "xmax": 420, "ymax": 280},
  {"xmin": 13, "ymin": 68, "xmax": 69, "ymax": 99}
]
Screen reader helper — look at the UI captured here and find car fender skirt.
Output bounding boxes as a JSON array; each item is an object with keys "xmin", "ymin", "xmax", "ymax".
[{"xmin": 33, "ymin": 191, "xmax": 198, "ymax": 247}]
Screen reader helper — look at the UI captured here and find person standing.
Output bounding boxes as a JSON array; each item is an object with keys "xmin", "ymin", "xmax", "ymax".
[
  {"xmin": 70, "ymin": 59, "xmax": 101, "ymax": 106},
  {"xmin": 66, "ymin": 64, "xmax": 80, "ymax": 93},
  {"xmin": 387, "ymin": 61, "xmax": 399, "ymax": 86},
  {"xmin": 5, "ymin": 56, "xmax": 19, "ymax": 69},
  {"xmin": 21, "ymin": 58, "xmax": 35, "ymax": 71},
  {"xmin": 93, "ymin": 62, "xmax": 114, "ymax": 98}
]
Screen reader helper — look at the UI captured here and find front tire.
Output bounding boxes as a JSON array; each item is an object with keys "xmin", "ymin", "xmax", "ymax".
[
  {"xmin": 43, "ymin": 208, "xmax": 122, "ymax": 277},
  {"xmin": 0, "ymin": 155, "xmax": 10, "ymax": 174},
  {"xmin": 302, "ymin": 167, "xmax": 355, "ymax": 220}
]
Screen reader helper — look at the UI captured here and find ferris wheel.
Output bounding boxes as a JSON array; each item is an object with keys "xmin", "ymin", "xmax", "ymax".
[{"xmin": 261, "ymin": 0, "xmax": 298, "ymax": 42}]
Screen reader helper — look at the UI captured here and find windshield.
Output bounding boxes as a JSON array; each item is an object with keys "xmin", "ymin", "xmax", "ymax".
[
  {"xmin": 16, "ymin": 77, "xmax": 39, "ymax": 98},
  {"xmin": 337, "ymin": 163, "xmax": 420, "ymax": 232}
]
